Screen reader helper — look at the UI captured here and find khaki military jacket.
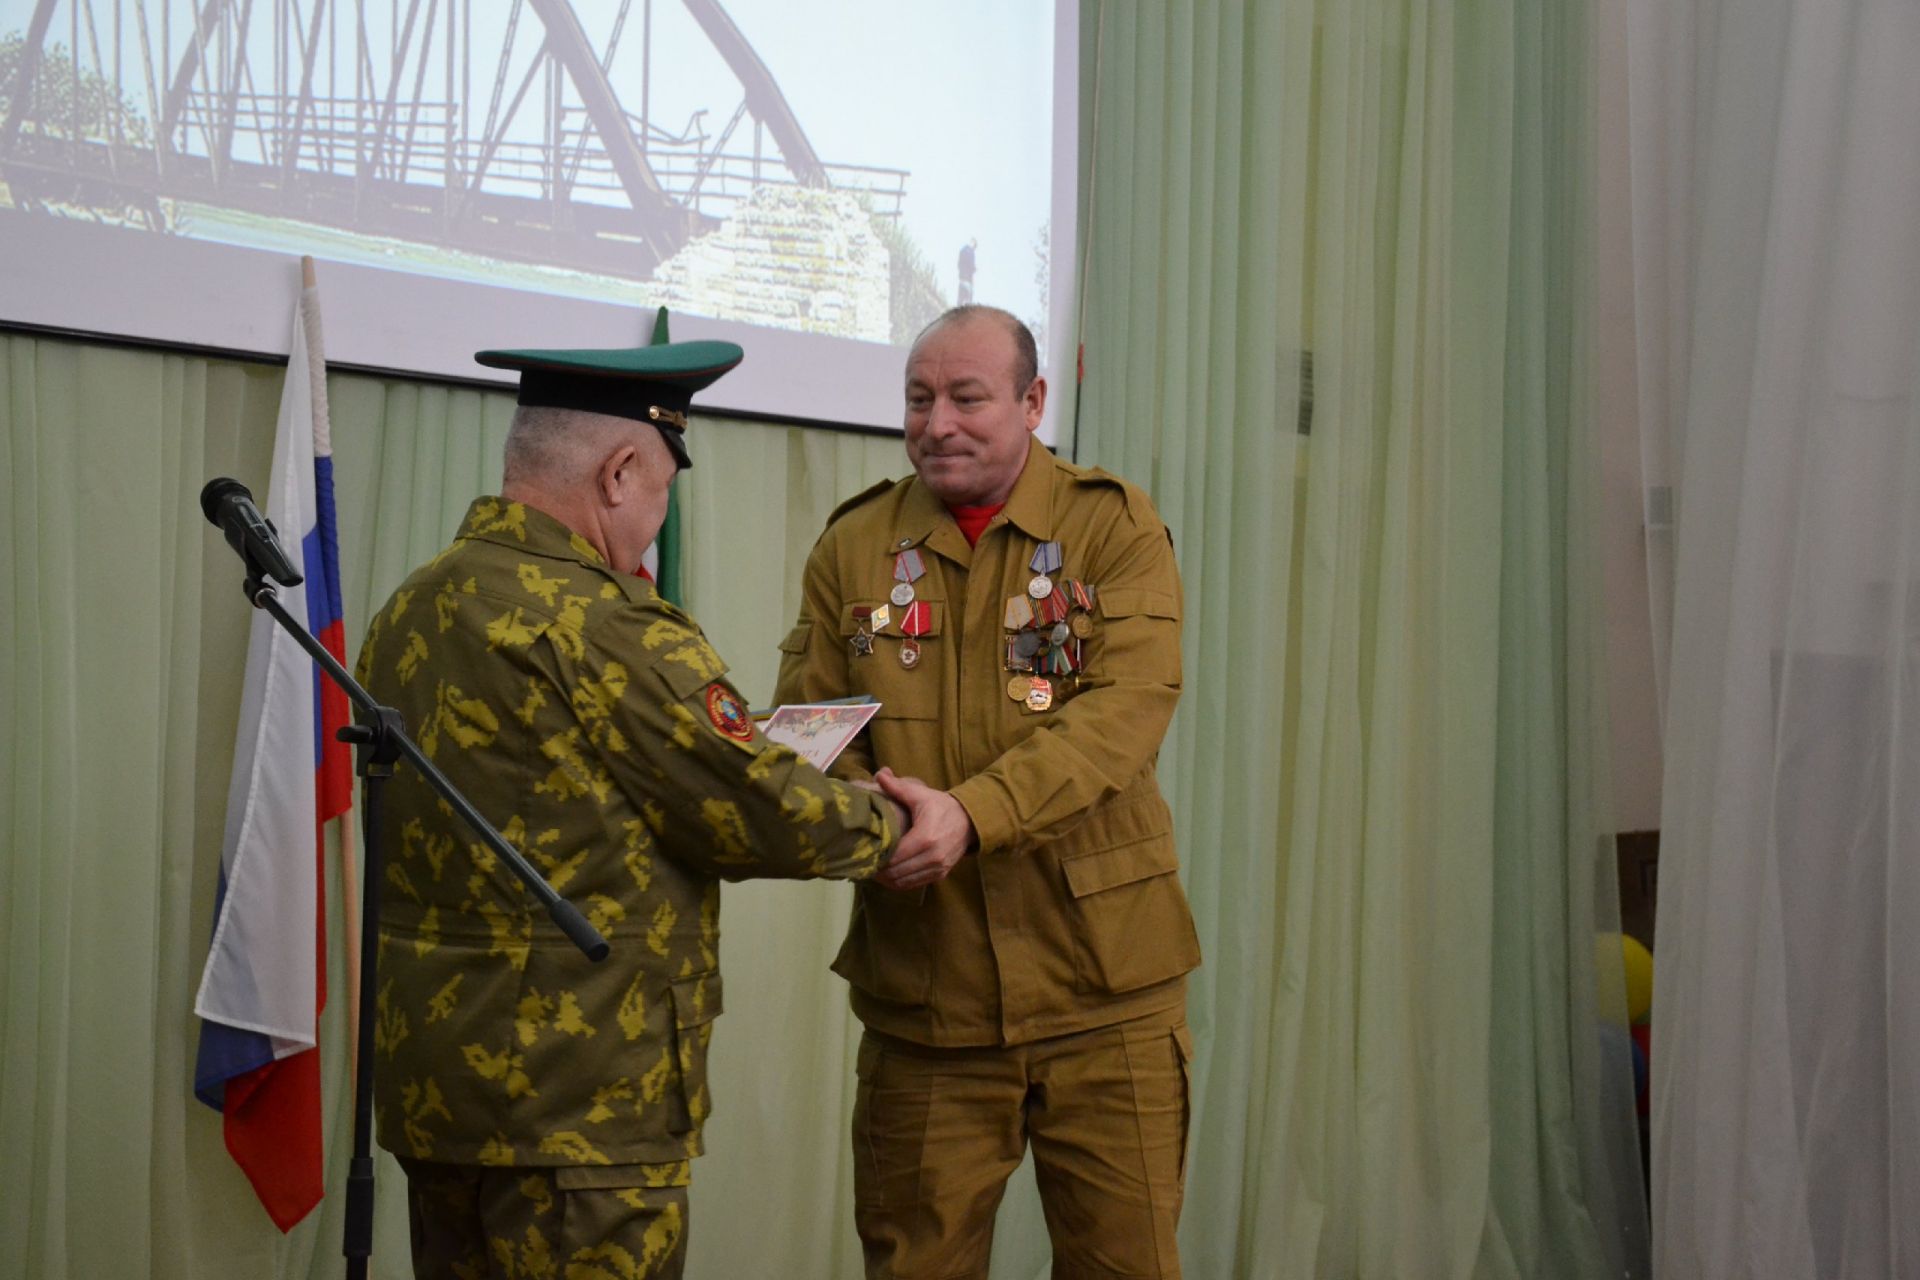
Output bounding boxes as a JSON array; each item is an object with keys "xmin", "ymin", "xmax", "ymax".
[
  {"xmin": 774, "ymin": 438, "xmax": 1201, "ymax": 1046},
  {"xmin": 356, "ymin": 498, "xmax": 896, "ymax": 1168}
]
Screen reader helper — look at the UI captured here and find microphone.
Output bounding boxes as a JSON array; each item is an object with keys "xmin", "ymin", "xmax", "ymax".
[{"xmin": 201, "ymin": 477, "xmax": 304, "ymax": 587}]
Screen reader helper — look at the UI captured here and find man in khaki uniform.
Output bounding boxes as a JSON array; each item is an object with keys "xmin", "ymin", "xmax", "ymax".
[
  {"xmin": 356, "ymin": 322, "xmax": 905, "ymax": 1279},
  {"xmin": 774, "ymin": 305, "xmax": 1201, "ymax": 1278}
]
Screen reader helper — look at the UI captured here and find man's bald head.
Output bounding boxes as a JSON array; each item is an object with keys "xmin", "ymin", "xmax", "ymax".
[{"xmin": 911, "ymin": 306, "xmax": 1038, "ymax": 397}]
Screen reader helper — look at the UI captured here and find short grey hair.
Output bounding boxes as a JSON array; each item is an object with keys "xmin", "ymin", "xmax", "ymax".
[
  {"xmin": 914, "ymin": 305, "xmax": 1039, "ymax": 394},
  {"xmin": 502, "ymin": 405, "xmax": 638, "ymax": 485}
]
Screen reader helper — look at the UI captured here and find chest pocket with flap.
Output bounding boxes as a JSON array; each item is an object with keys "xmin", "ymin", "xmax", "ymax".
[{"xmin": 835, "ymin": 599, "xmax": 943, "ymax": 719}]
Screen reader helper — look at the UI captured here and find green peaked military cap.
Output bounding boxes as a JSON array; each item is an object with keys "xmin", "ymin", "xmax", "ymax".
[{"xmin": 474, "ymin": 307, "xmax": 742, "ymax": 469}]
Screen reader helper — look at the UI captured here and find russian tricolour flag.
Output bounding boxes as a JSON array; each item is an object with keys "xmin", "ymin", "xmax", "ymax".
[{"xmin": 192, "ymin": 273, "xmax": 352, "ymax": 1231}]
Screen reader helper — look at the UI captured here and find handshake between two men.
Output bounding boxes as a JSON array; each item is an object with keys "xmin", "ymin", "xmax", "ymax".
[{"xmin": 358, "ymin": 303, "xmax": 1201, "ymax": 1280}]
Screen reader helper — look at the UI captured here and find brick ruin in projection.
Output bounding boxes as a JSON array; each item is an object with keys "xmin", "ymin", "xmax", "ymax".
[{"xmin": 650, "ymin": 186, "xmax": 892, "ymax": 342}]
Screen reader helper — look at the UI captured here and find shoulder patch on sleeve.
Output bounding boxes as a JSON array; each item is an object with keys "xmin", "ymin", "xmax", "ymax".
[
  {"xmin": 704, "ymin": 683, "xmax": 757, "ymax": 743},
  {"xmin": 823, "ymin": 478, "xmax": 903, "ymax": 530}
]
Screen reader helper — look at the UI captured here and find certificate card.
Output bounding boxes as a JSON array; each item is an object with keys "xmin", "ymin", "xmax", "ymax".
[{"xmin": 758, "ymin": 701, "xmax": 882, "ymax": 771}]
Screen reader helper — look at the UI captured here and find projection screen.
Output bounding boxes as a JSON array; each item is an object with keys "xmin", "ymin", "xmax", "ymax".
[{"xmin": 0, "ymin": 0, "xmax": 1078, "ymax": 434}]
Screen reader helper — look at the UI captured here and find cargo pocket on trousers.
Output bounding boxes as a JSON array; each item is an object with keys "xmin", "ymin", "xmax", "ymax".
[
  {"xmin": 1061, "ymin": 838, "xmax": 1202, "ymax": 994},
  {"xmin": 1173, "ymin": 1024, "xmax": 1195, "ymax": 1182},
  {"xmin": 666, "ymin": 972, "xmax": 723, "ymax": 1134},
  {"xmin": 850, "ymin": 1035, "xmax": 887, "ymax": 1212}
]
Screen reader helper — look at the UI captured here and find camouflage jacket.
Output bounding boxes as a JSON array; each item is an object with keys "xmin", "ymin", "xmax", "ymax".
[{"xmin": 356, "ymin": 497, "xmax": 897, "ymax": 1168}]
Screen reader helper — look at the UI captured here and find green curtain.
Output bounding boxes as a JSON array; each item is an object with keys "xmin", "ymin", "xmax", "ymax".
[
  {"xmin": 3, "ymin": 2, "xmax": 1648, "ymax": 1275},
  {"xmin": 1072, "ymin": 2, "xmax": 1645, "ymax": 1277}
]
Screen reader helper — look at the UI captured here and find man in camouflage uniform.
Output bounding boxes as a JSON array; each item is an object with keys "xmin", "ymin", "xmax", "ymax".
[
  {"xmin": 357, "ymin": 325, "xmax": 904, "ymax": 1279},
  {"xmin": 775, "ymin": 306, "xmax": 1201, "ymax": 1278}
]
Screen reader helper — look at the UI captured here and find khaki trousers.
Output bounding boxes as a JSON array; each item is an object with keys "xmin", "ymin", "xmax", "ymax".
[
  {"xmin": 397, "ymin": 1158, "xmax": 690, "ymax": 1280},
  {"xmin": 852, "ymin": 1013, "xmax": 1194, "ymax": 1280}
]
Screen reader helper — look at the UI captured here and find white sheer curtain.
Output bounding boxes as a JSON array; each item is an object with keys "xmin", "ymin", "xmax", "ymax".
[{"xmin": 1627, "ymin": 1, "xmax": 1920, "ymax": 1275}]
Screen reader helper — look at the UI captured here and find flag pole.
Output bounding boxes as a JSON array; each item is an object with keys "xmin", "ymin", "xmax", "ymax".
[{"xmin": 304, "ymin": 254, "xmax": 365, "ymax": 1090}]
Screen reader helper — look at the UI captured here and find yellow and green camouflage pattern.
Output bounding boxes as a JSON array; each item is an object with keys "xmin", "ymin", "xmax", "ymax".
[
  {"xmin": 357, "ymin": 497, "xmax": 897, "ymax": 1169},
  {"xmin": 398, "ymin": 1156, "xmax": 693, "ymax": 1279}
]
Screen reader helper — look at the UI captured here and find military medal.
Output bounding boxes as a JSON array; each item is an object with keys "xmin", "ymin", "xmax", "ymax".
[
  {"xmin": 899, "ymin": 600, "xmax": 930, "ymax": 669},
  {"xmin": 1025, "ymin": 676, "xmax": 1054, "ymax": 712},
  {"xmin": 871, "ymin": 602, "xmax": 891, "ymax": 632},
  {"xmin": 851, "ymin": 605, "xmax": 875, "ymax": 657},
  {"xmin": 891, "ymin": 548, "xmax": 925, "ymax": 607},
  {"xmin": 1070, "ymin": 612, "xmax": 1095, "ymax": 638},
  {"xmin": 1027, "ymin": 540, "xmax": 1062, "ymax": 599},
  {"xmin": 1006, "ymin": 546, "xmax": 1074, "ymax": 703}
]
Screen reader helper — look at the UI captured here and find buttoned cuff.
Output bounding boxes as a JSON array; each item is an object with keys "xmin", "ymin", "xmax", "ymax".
[{"xmin": 949, "ymin": 775, "xmax": 1018, "ymax": 855}]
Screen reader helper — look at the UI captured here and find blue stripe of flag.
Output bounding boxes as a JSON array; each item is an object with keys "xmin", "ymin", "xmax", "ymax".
[{"xmin": 192, "ymin": 867, "xmax": 278, "ymax": 1109}]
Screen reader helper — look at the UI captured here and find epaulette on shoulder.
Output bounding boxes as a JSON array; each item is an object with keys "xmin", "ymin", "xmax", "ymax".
[
  {"xmin": 823, "ymin": 477, "xmax": 903, "ymax": 529},
  {"xmin": 586, "ymin": 557, "xmax": 696, "ymax": 621},
  {"xmin": 1071, "ymin": 463, "xmax": 1159, "ymax": 525},
  {"xmin": 645, "ymin": 588, "xmax": 697, "ymax": 629}
]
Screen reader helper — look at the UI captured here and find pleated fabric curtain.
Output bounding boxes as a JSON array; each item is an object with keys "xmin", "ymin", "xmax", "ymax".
[
  {"xmin": 3, "ymin": 3, "xmax": 1658, "ymax": 1274},
  {"xmin": 1, "ymin": 340, "xmax": 415, "ymax": 1279},
  {"xmin": 1626, "ymin": 1, "xmax": 1920, "ymax": 1274},
  {"xmin": 1072, "ymin": 3, "xmax": 1647, "ymax": 1276}
]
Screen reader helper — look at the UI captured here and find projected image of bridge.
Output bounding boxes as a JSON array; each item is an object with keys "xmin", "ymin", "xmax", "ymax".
[{"xmin": 0, "ymin": 0, "xmax": 949, "ymax": 342}]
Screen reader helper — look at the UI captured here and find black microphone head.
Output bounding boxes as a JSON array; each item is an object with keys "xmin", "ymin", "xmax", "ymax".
[{"xmin": 201, "ymin": 477, "xmax": 251, "ymax": 526}]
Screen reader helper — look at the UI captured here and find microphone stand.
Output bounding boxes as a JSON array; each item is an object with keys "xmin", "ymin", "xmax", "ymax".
[{"xmin": 219, "ymin": 550, "xmax": 609, "ymax": 1280}]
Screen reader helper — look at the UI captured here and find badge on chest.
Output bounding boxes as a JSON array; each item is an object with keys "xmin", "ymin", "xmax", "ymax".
[
  {"xmin": 851, "ymin": 548, "xmax": 938, "ymax": 669},
  {"xmin": 1004, "ymin": 540, "xmax": 1097, "ymax": 712}
]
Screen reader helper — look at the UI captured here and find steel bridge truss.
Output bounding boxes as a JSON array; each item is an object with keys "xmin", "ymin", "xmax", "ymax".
[{"xmin": 0, "ymin": 0, "xmax": 909, "ymax": 278}]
